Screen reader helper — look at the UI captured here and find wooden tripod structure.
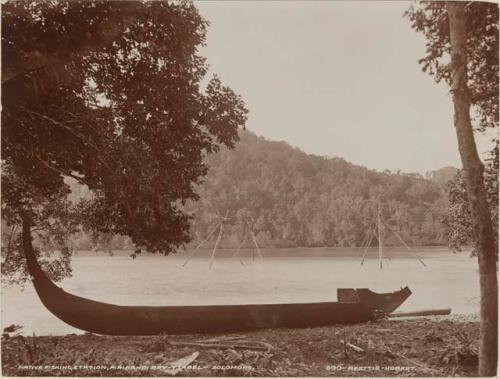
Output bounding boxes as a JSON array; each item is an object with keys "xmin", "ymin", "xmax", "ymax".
[
  {"xmin": 231, "ymin": 217, "xmax": 264, "ymax": 263},
  {"xmin": 182, "ymin": 214, "xmax": 263, "ymax": 268},
  {"xmin": 360, "ymin": 203, "xmax": 426, "ymax": 269}
]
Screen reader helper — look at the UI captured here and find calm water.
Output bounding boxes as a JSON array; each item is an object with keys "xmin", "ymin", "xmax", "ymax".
[{"xmin": 1, "ymin": 247, "xmax": 479, "ymax": 335}]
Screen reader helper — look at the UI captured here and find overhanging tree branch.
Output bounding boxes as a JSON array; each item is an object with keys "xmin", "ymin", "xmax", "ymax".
[{"xmin": 18, "ymin": 105, "xmax": 116, "ymax": 166}]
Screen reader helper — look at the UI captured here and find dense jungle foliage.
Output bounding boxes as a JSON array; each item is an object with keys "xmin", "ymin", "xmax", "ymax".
[
  {"xmin": 186, "ymin": 130, "xmax": 451, "ymax": 248},
  {"xmin": 43, "ymin": 130, "xmax": 458, "ymax": 251}
]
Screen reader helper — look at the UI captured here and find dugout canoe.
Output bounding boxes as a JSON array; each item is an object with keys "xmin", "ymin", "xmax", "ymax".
[{"xmin": 23, "ymin": 223, "xmax": 411, "ymax": 336}]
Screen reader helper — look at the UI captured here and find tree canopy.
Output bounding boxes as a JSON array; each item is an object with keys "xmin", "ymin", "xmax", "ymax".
[
  {"xmin": 1, "ymin": 0, "xmax": 248, "ymax": 282},
  {"xmin": 405, "ymin": 1, "xmax": 498, "ymax": 132}
]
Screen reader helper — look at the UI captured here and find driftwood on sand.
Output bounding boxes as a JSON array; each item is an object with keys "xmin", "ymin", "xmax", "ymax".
[
  {"xmin": 340, "ymin": 340, "xmax": 364, "ymax": 353},
  {"xmin": 389, "ymin": 308, "xmax": 451, "ymax": 318},
  {"xmin": 169, "ymin": 338, "xmax": 274, "ymax": 352}
]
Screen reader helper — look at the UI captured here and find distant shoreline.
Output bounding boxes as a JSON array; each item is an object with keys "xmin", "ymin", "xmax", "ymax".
[
  {"xmin": 73, "ymin": 245, "xmax": 470, "ymax": 254},
  {"xmin": 69, "ymin": 246, "xmax": 474, "ymax": 260}
]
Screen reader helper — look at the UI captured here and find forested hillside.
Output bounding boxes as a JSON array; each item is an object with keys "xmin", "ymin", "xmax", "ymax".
[
  {"xmin": 8, "ymin": 130, "xmax": 449, "ymax": 251},
  {"xmin": 185, "ymin": 130, "xmax": 448, "ymax": 248}
]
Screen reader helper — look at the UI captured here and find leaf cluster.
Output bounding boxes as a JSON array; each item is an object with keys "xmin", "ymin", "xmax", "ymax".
[{"xmin": 405, "ymin": 1, "xmax": 498, "ymax": 131}]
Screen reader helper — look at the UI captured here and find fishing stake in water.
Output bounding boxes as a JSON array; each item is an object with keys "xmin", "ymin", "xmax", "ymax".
[
  {"xmin": 359, "ymin": 201, "xmax": 426, "ymax": 269},
  {"xmin": 183, "ymin": 212, "xmax": 264, "ymax": 268}
]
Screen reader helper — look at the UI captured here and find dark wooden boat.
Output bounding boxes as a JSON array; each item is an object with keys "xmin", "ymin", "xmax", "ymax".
[{"xmin": 23, "ymin": 224, "xmax": 411, "ymax": 336}]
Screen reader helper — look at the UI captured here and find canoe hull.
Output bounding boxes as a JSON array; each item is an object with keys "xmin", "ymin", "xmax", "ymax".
[{"xmin": 33, "ymin": 275, "xmax": 411, "ymax": 335}]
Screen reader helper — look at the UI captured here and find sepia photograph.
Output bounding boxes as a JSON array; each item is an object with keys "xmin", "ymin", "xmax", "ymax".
[{"xmin": 1, "ymin": 0, "xmax": 498, "ymax": 377}]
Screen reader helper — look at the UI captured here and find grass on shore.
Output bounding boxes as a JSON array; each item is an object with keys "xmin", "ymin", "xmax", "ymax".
[{"xmin": 1, "ymin": 318, "xmax": 479, "ymax": 377}]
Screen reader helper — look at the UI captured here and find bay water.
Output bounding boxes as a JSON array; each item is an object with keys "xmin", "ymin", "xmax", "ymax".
[{"xmin": 1, "ymin": 247, "xmax": 479, "ymax": 335}]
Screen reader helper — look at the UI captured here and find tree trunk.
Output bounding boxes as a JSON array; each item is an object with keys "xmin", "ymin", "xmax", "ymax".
[
  {"xmin": 21, "ymin": 213, "xmax": 39, "ymax": 278},
  {"xmin": 447, "ymin": 2, "xmax": 498, "ymax": 376}
]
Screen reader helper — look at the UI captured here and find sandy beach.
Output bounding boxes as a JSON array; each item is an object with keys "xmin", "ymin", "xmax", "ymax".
[{"xmin": 2, "ymin": 316, "xmax": 480, "ymax": 377}]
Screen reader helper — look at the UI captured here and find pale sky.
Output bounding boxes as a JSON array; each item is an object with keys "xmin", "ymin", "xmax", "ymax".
[{"xmin": 196, "ymin": 1, "xmax": 497, "ymax": 174}]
